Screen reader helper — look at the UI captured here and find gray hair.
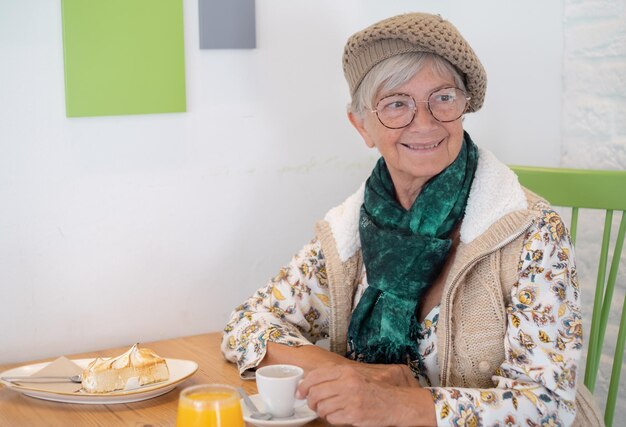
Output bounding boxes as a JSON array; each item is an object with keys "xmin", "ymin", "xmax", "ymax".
[{"xmin": 349, "ymin": 52, "xmax": 467, "ymax": 116}]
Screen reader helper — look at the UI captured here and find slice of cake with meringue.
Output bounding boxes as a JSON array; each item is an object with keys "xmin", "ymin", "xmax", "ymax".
[{"xmin": 81, "ymin": 344, "xmax": 169, "ymax": 393}]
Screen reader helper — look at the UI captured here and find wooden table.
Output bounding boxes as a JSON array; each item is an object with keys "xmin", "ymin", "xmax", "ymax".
[{"xmin": 0, "ymin": 333, "xmax": 329, "ymax": 427}]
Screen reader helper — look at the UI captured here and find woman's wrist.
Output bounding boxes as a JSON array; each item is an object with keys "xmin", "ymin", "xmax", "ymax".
[{"xmin": 262, "ymin": 341, "xmax": 350, "ymax": 372}]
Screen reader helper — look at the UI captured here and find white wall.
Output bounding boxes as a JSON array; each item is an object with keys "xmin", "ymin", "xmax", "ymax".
[
  {"xmin": 561, "ymin": 0, "xmax": 626, "ymax": 419},
  {"xmin": 0, "ymin": 0, "xmax": 563, "ymax": 363}
]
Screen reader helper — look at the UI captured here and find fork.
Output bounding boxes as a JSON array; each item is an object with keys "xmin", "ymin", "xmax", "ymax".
[{"xmin": 1, "ymin": 375, "xmax": 83, "ymax": 383}]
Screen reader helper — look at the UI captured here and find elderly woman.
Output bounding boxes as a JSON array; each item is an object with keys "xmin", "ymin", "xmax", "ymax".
[{"xmin": 222, "ymin": 13, "xmax": 602, "ymax": 427}]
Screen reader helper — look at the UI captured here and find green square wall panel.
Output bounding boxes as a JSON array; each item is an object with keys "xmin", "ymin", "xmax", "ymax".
[{"xmin": 61, "ymin": 0, "xmax": 186, "ymax": 117}]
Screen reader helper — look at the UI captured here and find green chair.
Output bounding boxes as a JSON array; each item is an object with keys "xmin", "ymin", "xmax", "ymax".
[{"xmin": 510, "ymin": 166, "xmax": 626, "ymax": 427}]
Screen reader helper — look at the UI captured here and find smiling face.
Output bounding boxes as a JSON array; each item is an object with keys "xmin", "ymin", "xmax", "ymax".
[{"xmin": 350, "ymin": 61, "xmax": 465, "ymax": 202}]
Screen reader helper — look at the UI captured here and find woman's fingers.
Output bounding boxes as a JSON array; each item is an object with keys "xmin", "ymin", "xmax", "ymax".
[
  {"xmin": 313, "ymin": 392, "xmax": 347, "ymax": 418},
  {"xmin": 310, "ymin": 376, "xmax": 389, "ymax": 426},
  {"xmin": 299, "ymin": 366, "xmax": 376, "ymax": 420},
  {"xmin": 297, "ymin": 364, "xmax": 343, "ymax": 398}
]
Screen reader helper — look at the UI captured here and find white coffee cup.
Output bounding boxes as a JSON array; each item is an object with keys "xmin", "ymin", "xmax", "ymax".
[{"xmin": 255, "ymin": 364, "xmax": 304, "ymax": 418}]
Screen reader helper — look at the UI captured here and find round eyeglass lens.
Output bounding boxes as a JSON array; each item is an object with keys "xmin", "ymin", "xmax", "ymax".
[
  {"xmin": 428, "ymin": 88, "xmax": 468, "ymax": 122},
  {"xmin": 374, "ymin": 94, "xmax": 416, "ymax": 129}
]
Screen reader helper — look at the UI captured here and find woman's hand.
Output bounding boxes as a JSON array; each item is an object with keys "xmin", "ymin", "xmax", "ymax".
[
  {"xmin": 262, "ymin": 342, "xmax": 417, "ymax": 388},
  {"xmin": 297, "ymin": 365, "xmax": 436, "ymax": 427},
  {"xmin": 349, "ymin": 362, "xmax": 418, "ymax": 387}
]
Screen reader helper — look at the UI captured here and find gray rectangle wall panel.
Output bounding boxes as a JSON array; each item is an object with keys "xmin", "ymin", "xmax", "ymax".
[{"xmin": 199, "ymin": 0, "xmax": 256, "ymax": 49}]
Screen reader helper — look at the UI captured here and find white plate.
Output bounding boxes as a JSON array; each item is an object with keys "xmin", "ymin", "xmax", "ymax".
[
  {"xmin": 242, "ymin": 394, "xmax": 318, "ymax": 427},
  {"xmin": 0, "ymin": 358, "xmax": 198, "ymax": 404}
]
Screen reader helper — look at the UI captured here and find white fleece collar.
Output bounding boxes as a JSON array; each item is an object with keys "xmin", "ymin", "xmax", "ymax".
[{"xmin": 323, "ymin": 147, "xmax": 528, "ymax": 262}]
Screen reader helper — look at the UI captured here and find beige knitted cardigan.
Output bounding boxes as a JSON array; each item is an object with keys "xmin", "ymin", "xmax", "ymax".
[{"xmin": 314, "ymin": 149, "xmax": 604, "ymax": 426}]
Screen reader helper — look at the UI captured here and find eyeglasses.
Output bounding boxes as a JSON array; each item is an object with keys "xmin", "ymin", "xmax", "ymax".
[{"xmin": 371, "ymin": 87, "xmax": 471, "ymax": 129}]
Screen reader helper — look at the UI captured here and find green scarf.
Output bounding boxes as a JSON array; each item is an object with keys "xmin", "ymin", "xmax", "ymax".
[{"xmin": 347, "ymin": 132, "xmax": 478, "ymax": 364}]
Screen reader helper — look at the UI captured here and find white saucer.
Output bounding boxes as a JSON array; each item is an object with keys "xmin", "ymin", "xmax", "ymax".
[{"xmin": 242, "ymin": 394, "xmax": 318, "ymax": 427}]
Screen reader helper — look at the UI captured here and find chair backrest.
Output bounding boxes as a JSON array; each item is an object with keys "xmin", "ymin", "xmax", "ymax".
[{"xmin": 510, "ymin": 165, "xmax": 626, "ymax": 427}]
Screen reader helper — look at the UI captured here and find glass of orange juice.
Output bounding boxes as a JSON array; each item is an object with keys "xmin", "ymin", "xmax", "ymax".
[{"xmin": 175, "ymin": 384, "xmax": 244, "ymax": 427}]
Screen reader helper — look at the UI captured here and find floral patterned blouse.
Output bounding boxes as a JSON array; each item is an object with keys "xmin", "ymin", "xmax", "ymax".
[{"xmin": 222, "ymin": 209, "xmax": 581, "ymax": 426}]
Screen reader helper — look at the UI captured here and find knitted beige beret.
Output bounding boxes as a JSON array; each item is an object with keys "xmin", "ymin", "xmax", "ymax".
[{"xmin": 343, "ymin": 12, "xmax": 487, "ymax": 112}]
